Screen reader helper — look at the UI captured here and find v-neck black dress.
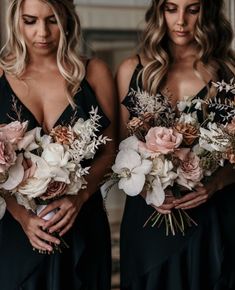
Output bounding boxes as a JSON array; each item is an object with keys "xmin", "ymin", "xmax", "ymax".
[
  {"xmin": 0, "ymin": 73, "xmax": 111, "ymax": 290},
  {"xmin": 120, "ymin": 60, "xmax": 235, "ymax": 290}
]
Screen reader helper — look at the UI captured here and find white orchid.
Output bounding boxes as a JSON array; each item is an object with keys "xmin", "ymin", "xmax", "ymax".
[
  {"xmin": 112, "ymin": 149, "xmax": 152, "ymax": 196},
  {"xmin": 119, "ymin": 135, "xmax": 139, "ymax": 151},
  {"xmin": 145, "ymin": 176, "xmax": 165, "ymax": 207}
]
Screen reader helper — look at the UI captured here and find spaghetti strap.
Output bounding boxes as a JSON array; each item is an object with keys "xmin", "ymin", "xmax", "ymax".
[{"xmin": 136, "ymin": 54, "xmax": 142, "ymax": 66}]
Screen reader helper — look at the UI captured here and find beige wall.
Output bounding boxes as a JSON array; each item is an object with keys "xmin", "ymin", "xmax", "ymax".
[
  {"xmin": 0, "ymin": 0, "xmax": 7, "ymax": 48},
  {"xmin": 0, "ymin": 1, "xmax": 235, "ymax": 49}
]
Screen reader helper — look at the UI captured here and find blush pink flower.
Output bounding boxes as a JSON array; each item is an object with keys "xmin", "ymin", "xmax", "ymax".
[
  {"xmin": 0, "ymin": 121, "xmax": 28, "ymax": 145},
  {"xmin": 0, "ymin": 141, "xmax": 17, "ymax": 173},
  {"xmin": 175, "ymin": 148, "xmax": 203, "ymax": 190},
  {"xmin": 40, "ymin": 181, "xmax": 67, "ymax": 200},
  {"xmin": 141, "ymin": 126, "xmax": 183, "ymax": 155}
]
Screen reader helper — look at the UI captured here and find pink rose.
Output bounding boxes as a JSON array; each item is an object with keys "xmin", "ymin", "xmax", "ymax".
[
  {"xmin": 40, "ymin": 181, "xmax": 67, "ymax": 200},
  {"xmin": 226, "ymin": 118, "xmax": 235, "ymax": 135},
  {"xmin": 175, "ymin": 148, "xmax": 203, "ymax": 190},
  {"xmin": 0, "ymin": 141, "xmax": 16, "ymax": 173},
  {"xmin": 141, "ymin": 126, "xmax": 183, "ymax": 155},
  {"xmin": 0, "ymin": 121, "xmax": 28, "ymax": 145}
]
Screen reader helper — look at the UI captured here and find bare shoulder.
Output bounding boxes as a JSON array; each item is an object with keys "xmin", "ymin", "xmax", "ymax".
[
  {"xmin": 86, "ymin": 57, "xmax": 113, "ymax": 85},
  {"xmin": 116, "ymin": 56, "xmax": 139, "ymax": 82},
  {"xmin": 0, "ymin": 67, "xmax": 3, "ymax": 77},
  {"xmin": 85, "ymin": 58, "xmax": 116, "ymax": 118},
  {"xmin": 116, "ymin": 55, "xmax": 139, "ymax": 102}
]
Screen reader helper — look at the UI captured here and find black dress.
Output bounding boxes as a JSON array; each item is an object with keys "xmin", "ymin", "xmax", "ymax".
[
  {"xmin": 120, "ymin": 59, "xmax": 235, "ymax": 290},
  {"xmin": 0, "ymin": 72, "xmax": 111, "ymax": 290}
]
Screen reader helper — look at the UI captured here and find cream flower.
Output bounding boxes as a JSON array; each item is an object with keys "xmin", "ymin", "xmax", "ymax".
[
  {"xmin": 25, "ymin": 152, "xmax": 71, "ymax": 184},
  {"xmin": 151, "ymin": 156, "xmax": 177, "ymax": 189},
  {"xmin": 112, "ymin": 149, "xmax": 152, "ymax": 196},
  {"xmin": 42, "ymin": 143, "xmax": 70, "ymax": 167},
  {"xmin": 17, "ymin": 177, "xmax": 51, "ymax": 199}
]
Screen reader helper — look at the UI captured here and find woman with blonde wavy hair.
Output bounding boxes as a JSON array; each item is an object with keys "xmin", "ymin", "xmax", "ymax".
[
  {"xmin": 0, "ymin": 0, "xmax": 117, "ymax": 289},
  {"xmin": 117, "ymin": 0, "xmax": 235, "ymax": 289}
]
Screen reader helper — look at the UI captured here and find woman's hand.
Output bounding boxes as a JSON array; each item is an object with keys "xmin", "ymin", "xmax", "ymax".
[
  {"xmin": 18, "ymin": 210, "xmax": 60, "ymax": 252},
  {"xmin": 6, "ymin": 196, "xmax": 59, "ymax": 252},
  {"xmin": 173, "ymin": 182, "xmax": 217, "ymax": 210},
  {"xmin": 141, "ymin": 189, "xmax": 177, "ymax": 214},
  {"xmin": 152, "ymin": 190, "xmax": 178, "ymax": 214},
  {"xmin": 38, "ymin": 193, "xmax": 88, "ymax": 236}
]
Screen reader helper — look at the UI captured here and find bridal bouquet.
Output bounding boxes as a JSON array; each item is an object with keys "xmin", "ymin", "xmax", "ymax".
[
  {"xmin": 109, "ymin": 79, "xmax": 235, "ymax": 236},
  {"xmin": 0, "ymin": 107, "xmax": 110, "ymax": 252}
]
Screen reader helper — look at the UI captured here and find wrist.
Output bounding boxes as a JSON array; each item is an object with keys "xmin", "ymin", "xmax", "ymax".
[{"xmin": 5, "ymin": 196, "xmax": 27, "ymax": 223}]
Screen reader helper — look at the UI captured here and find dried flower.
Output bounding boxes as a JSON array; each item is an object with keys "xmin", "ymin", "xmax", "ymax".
[
  {"xmin": 50, "ymin": 125, "xmax": 75, "ymax": 145},
  {"xmin": 175, "ymin": 123, "xmax": 199, "ymax": 145}
]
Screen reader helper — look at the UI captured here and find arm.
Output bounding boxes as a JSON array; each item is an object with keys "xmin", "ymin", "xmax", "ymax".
[
  {"xmin": 5, "ymin": 196, "xmax": 60, "ymax": 252},
  {"xmin": 40, "ymin": 58, "xmax": 118, "ymax": 235},
  {"xmin": 1, "ymin": 67, "xmax": 60, "ymax": 253}
]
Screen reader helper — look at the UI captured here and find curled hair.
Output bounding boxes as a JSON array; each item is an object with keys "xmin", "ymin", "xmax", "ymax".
[
  {"xmin": 140, "ymin": 0, "xmax": 235, "ymax": 95},
  {"xmin": 0, "ymin": 0, "xmax": 85, "ymax": 106}
]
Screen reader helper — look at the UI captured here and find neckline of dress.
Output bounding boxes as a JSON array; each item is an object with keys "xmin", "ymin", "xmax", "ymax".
[
  {"xmin": 134, "ymin": 63, "xmax": 212, "ymax": 107},
  {"xmin": 1, "ymin": 72, "xmax": 84, "ymax": 132}
]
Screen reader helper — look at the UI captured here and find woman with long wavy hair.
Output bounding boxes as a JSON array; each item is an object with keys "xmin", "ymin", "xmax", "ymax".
[
  {"xmin": 117, "ymin": 0, "xmax": 235, "ymax": 289},
  {"xmin": 0, "ymin": 0, "xmax": 117, "ymax": 289}
]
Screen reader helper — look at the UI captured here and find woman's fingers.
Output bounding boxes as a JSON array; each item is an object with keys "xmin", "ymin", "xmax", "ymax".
[
  {"xmin": 38, "ymin": 201, "xmax": 60, "ymax": 218},
  {"xmin": 47, "ymin": 211, "xmax": 72, "ymax": 233}
]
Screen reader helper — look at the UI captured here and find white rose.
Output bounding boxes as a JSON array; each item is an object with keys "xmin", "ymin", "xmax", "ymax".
[
  {"xmin": 151, "ymin": 156, "xmax": 177, "ymax": 189},
  {"xmin": 42, "ymin": 143, "xmax": 70, "ymax": 167},
  {"xmin": 18, "ymin": 177, "xmax": 51, "ymax": 199}
]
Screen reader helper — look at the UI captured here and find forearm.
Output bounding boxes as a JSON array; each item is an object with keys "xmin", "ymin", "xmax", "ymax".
[
  {"xmin": 211, "ymin": 163, "xmax": 235, "ymax": 191},
  {"xmin": 80, "ymin": 143, "xmax": 116, "ymax": 201},
  {"xmin": 5, "ymin": 196, "xmax": 26, "ymax": 223}
]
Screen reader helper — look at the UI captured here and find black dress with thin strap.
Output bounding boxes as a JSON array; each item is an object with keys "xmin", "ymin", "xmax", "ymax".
[
  {"xmin": 120, "ymin": 57, "xmax": 235, "ymax": 290},
  {"xmin": 0, "ymin": 72, "xmax": 111, "ymax": 290}
]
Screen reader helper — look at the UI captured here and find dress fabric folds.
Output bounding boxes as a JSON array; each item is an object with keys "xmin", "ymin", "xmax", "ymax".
[
  {"xmin": 0, "ymin": 73, "xmax": 111, "ymax": 290},
  {"xmin": 120, "ymin": 62, "xmax": 235, "ymax": 290}
]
